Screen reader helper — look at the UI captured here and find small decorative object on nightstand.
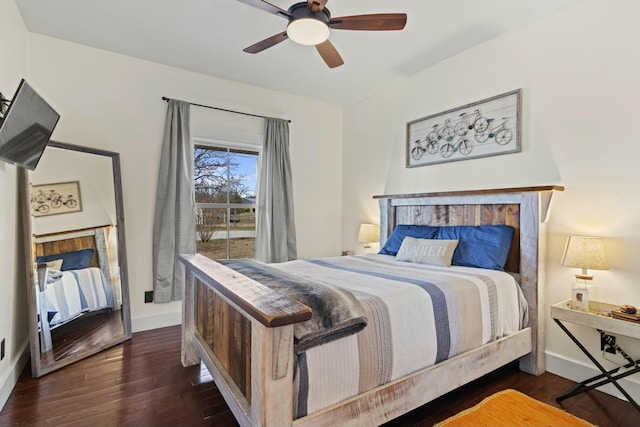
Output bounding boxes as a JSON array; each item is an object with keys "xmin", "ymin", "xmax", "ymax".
[
  {"xmin": 621, "ymin": 305, "xmax": 637, "ymax": 314},
  {"xmin": 357, "ymin": 223, "xmax": 379, "ymax": 252},
  {"xmin": 561, "ymin": 235, "xmax": 608, "ymax": 311},
  {"xmin": 612, "ymin": 305, "xmax": 640, "ymax": 323}
]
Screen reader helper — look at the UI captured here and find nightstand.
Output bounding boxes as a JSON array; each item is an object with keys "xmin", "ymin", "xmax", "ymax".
[{"xmin": 551, "ymin": 300, "xmax": 640, "ymax": 412}]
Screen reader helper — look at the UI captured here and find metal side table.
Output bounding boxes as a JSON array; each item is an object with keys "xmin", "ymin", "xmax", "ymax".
[{"xmin": 551, "ymin": 300, "xmax": 640, "ymax": 412}]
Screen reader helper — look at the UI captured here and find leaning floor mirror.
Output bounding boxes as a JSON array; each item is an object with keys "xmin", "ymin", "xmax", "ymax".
[{"xmin": 19, "ymin": 140, "xmax": 132, "ymax": 377}]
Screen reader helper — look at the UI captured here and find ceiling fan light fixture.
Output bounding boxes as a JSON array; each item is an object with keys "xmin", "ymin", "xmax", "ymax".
[
  {"xmin": 287, "ymin": 19, "xmax": 329, "ymax": 45},
  {"xmin": 240, "ymin": 1, "xmax": 406, "ymax": 68}
]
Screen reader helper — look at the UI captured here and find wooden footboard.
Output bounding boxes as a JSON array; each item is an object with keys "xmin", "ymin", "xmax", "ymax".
[
  {"xmin": 180, "ymin": 254, "xmax": 311, "ymax": 427},
  {"xmin": 195, "ymin": 280, "xmax": 252, "ymax": 401}
]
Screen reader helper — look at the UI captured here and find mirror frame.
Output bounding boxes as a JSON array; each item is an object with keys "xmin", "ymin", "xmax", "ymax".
[{"xmin": 19, "ymin": 140, "xmax": 132, "ymax": 377}]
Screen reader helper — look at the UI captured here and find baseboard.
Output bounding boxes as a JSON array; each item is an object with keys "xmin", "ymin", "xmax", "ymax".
[
  {"xmin": 545, "ymin": 350, "xmax": 640, "ymax": 403},
  {"xmin": 131, "ymin": 311, "xmax": 182, "ymax": 333},
  {"xmin": 0, "ymin": 340, "xmax": 30, "ymax": 411}
]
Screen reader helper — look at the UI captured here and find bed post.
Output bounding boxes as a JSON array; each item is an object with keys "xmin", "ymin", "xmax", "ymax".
[
  {"xmin": 518, "ymin": 189, "xmax": 558, "ymax": 375},
  {"xmin": 181, "ymin": 261, "xmax": 200, "ymax": 367},
  {"xmin": 518, "ymin": 192, "xmax": 545, "ymax": 375},
  {"xmin": 36, "ymin": 264, "xmax": 52, "ymax": 353},
  {"xmin": 378, "ymin": 198, "xmax": 394, "ymax": 244},
  {"xmin": 251, "ymin": 324, "xmax": 296, "ymax": 426}
]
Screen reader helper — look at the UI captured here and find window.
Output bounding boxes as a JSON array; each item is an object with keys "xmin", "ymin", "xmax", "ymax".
[{"xmin": 194, "ymin": 141, "xmax": 260, "ymax": 260}]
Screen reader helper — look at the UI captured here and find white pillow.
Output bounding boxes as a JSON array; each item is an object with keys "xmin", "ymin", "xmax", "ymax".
[
  {"xmin": 396, "ymin": 237, "xmax": 459, "ymax": 267},
  {"xmin": 45, "ymin": 259, "xmax": 63, "ymax": 271}
]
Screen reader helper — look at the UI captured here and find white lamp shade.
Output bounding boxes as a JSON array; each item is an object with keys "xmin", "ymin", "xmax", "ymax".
[
  {"xmin": 287, "ymin": 19, "xmax": 330, "ymax": 46},
  {"xmin": 561, "ymin": 235, "xmax": 608, "ymax": 272},
  {"xmin": 358, "ymin": 224, "xmax": 380, "ymax": 244}
]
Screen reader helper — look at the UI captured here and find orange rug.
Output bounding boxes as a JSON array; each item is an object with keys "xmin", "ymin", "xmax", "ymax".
[{"xmin": 435, "ymin": 389, "xmax": 596, "ymax": 427}]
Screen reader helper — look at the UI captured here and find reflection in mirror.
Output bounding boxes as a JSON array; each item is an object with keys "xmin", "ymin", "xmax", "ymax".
[{"xmin": 19, "ymin": 141, "xmax": 131, "ymax": 377}]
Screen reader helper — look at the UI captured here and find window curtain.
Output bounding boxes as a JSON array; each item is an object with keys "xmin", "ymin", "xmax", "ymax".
[
  {"xmin": 152, "ymin": 100, "xmax": 195, "ymax": 302},
  {"xmin": 256, "ymin": 118, "xmax": 297, "ymax": 263}
]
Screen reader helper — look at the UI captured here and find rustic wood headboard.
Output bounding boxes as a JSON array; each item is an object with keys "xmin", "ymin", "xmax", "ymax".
[
  {"xmin": 34, "ymin": 225, "xmax": 115, "ymax": 286},
  {"xmin": 393, "ymin": 202, "xmax": 521, "ymax": 273},
  {"xmin": 36, "ymin": 235, "xmax": 100, "ymax": 267}
]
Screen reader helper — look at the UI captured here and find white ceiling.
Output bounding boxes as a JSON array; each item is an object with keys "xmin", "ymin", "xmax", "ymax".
[{"xmin": 15, "ymin": 0, "xmax": 576, "ymax": 106}]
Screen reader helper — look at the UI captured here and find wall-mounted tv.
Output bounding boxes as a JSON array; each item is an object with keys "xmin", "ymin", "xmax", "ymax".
[{"xmin": 0, "ymin": 79, "xmax": 60, "ymax": 170}]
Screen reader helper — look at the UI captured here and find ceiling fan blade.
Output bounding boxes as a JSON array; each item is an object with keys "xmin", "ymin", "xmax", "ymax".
[
  {"xmin": 243, "ymin": 31, "xmax": 289, "ymax": 54},
  {"xmin": 307, "ymin": 0, "xmax": 328, "ymax": 13},
  {"xmin": 236, "ymin": 0, "xmax": 291, "ymax": 18},
  {"xmin": 330, "ymin": 14, "xmax": 407, "ymax": 31},
  {"xmin": 315, "ymin": 40, "xmax": 344, "ymax": 68}
]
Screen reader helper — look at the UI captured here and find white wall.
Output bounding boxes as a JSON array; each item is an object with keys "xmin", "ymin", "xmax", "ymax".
[
  {"xmin": 22, "ymin": 32, "xmax": 343, "ymax": 332},
  {"xmin": 343, "ymin": 0, "xmax": 640, "ymax": 402},
  {"xmin": 30, "ymin": 147, "xmax": 116, "ymax": 234},
  {"xmin": 0, "ymin": 0, "xmax": 30, "ymax": 410}
]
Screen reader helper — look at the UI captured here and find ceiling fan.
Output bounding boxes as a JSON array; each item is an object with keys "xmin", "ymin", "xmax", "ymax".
[{"xmin": 237, "ymin": 0, "xmax": 407, "ymax": 68}]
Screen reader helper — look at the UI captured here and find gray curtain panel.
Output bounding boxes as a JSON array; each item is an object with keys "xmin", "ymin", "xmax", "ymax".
[
  {"xmin": 256, "ymin": 118, "xmax": 297, "ymax": 263},
  {"xmin": 152, "ymin": 100, "xmax": 195, "ymax": 302}
]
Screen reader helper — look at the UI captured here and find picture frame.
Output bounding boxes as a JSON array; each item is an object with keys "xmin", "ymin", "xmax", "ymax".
[
  {"xmin": 571, "ymin": 286, "xmax": 590, "ymax": 312},
  {"xmin": 30, "ymin": 180, "xmax": 83, "ymax": 217},
  {"xmin": 406, "ymin": 89, "xmax": 521, "ymax": 167}
]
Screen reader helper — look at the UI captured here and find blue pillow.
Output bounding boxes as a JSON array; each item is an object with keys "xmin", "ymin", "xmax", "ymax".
[
  {"xmin": 436, "ymin": 225, "xmax": 514, "ymax": 271},
  {"xmin": 379, "ymin": 225, "xmax": 439, "ymax": 255},
  {"xmin": 36, "ymin": 248, "xmax": 95, "ymax": 271}
]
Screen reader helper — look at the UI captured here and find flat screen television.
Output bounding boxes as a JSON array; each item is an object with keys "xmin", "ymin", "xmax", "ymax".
[{"xmin": 0, "ymin": 79, "xmax": 60, "ymax": 170}]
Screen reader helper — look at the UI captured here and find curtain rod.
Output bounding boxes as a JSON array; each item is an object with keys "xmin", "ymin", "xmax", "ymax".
[{"xmin": 161, "ymin": 96, "xmax": 291, "ymax": 123}]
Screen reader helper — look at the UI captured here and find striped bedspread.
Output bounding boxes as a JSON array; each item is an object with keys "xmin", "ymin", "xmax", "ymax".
[
  {"xmin": 269, "ymin": 254, "xmax": 528, "ymax": 418},
  {"xmin": 40, "ymin": 267, "xmax": 114, "ymax": 328}
]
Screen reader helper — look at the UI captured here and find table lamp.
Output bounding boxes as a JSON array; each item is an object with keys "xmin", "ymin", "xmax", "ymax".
[
  {"xmin": 561, "ymin": 235, "xmax": 608, "ymax": 311},
  {"xmin": 358, "ymin": 223, "xmax": 380, "ymax": 251}
]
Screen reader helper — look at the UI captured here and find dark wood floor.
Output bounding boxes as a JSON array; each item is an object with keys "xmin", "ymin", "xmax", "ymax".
[
  {"xmin": 41, "ymin": 310, "xmax": 124, "ymax": 367},
  {"xmin": 1, "ymin": 325, "xmax": 638, "ymax": 427}
]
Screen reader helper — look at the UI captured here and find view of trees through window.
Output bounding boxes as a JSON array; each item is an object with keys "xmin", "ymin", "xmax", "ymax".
[{"xmin": 194, "ymin": 143, "xmax": 259, "ymax": 260}]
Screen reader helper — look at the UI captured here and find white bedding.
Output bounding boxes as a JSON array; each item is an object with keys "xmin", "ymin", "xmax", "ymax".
[
  {"xmin": 38, "ymin": 267, "xmax": 114, "ymax": 328},
  {"xmin": 269, "ymin": 254, "xmax": 528, "ymax": 418}
]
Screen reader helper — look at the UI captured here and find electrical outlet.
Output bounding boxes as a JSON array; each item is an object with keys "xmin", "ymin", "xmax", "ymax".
[
  {"xmin": 1, "ymin": 338, "xmax": 5, "ymax": 361},
  {"xmin": 600, "ymin": 334, "xmax": 616, "ymax": 354},
  {"xmin": 144, "ymin": 291, "xmax": 154, "ymax": 303}
]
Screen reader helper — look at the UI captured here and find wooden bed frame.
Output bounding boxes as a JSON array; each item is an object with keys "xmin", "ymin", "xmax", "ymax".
[{"xmin": 179, "ymin": 185, "xmax": 563, "ymax": 427}]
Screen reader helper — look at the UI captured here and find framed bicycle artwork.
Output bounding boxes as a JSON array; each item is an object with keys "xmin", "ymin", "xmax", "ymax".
[
  {"xmin": 406, "ymin": 89, "xmax": 521, "ymax": 167},
  {"xmin": 30, "ymin": 180, "xmax": 83, "ymax": 217}
]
